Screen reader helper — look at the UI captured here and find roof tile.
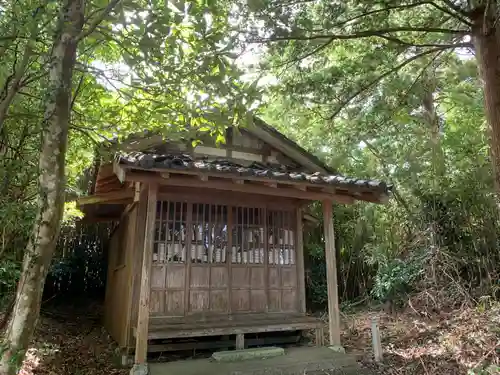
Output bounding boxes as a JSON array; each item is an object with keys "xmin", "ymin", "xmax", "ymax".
[{"xmin": 117, "ymin": 152, "xmax": 392, "ymax": 196}]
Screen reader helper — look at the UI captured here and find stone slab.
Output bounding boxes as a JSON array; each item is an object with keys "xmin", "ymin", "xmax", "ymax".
[
  {"xmin": 150, "ymin": 346, "xmax": 367, "ymax": 375},
  {"xmin": 212, "ymin": 347, "xmax": 285, "ymax": 362},
  {"xmin": 328, "ymin": 346, "xmax": 346, "ymax": 354},
  {"xmin": 130, "ymin": 363, "xmax": 149, "ymax": 375}
]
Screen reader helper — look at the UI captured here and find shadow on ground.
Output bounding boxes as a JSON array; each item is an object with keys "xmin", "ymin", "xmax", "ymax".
[
  {"xmin": 19, "ymin": 300, "xmax": 127, "ymax": 375},
  {"xmin": 339, "ymin": 304, "xmax": 500, "ymax": 375},
  {"xmin": 14, "ymin": 300, "xmax": 500, "ymax": 375}
]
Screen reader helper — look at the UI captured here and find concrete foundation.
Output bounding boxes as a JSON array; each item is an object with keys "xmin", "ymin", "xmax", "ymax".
[{"xmin": 149, "ymin": 346, "xmax": 371, "ymax": 375}]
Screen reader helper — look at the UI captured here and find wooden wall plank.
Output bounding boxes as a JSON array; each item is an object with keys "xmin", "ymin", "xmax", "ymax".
[
  {"xmin": 166, "ymin": 291, "xmax": 185, "ymax": 316},
  {"xmin": 322, "ymin": 199, "xmax": 341, "ymax": 346},
  {"xmin": 210, "ymin": 290, "xmax": 228, "ymax": 312},
  {"xmin": 103, "ymin": 229, "xmax": 117, "ymax": 339},
  {"xmin": 134, "ymin": 183, "xmax": 158, "ymax": 365},
  {"xmin": 166, "ymin": 266, "xmax": 185, "ymax": 289}
]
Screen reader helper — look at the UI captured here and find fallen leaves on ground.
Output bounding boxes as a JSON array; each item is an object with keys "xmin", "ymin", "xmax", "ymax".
[
  {"xmin": 336, "ymin": 302, "xmax": 500, "ymax": 375},
  {"xmin": 19, "ymin": 301, "xmax": 128, "ymax": 375},
  {"xmin": 13, "ymin": 299, "xmax": 500, "ymax": 375}
]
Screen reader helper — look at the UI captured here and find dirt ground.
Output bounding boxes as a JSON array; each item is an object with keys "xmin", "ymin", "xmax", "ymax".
[
  {"xmin": 16, "ymin": 300, "xmax": 500, "ymax": 375},
  {"xmin": 342, "ymin": 302, "xmax": 500, "ymax": 375}
]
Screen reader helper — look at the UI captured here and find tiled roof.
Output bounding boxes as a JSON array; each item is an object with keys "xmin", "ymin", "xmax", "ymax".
[{"xmin": 117, "ymin": 152, "xmax": 393, "ymax": 196}]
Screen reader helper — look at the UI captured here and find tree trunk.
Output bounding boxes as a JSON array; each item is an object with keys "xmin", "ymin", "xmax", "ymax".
[
  {"xmin": 0, "ymin": 0, "xmax": 84, "ymax": 372},
  {"xmin": 472, "ymin": 5, "xmax": 500, "ymax": 201},
  {"xmin": 421, "ymin": 77, "xmax": 445, "ymax": 179}
]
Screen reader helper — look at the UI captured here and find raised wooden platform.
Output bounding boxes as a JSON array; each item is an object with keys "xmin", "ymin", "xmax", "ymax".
[
  {"xmin": 144, "ymin": 314, "xmax": 322, "ymax": 339},
  {"xmin": 131, "ymin": 314, "xmax": 325, "ymax": 352}
]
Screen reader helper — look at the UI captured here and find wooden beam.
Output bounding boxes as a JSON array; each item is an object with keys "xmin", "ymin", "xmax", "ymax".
[
  {"xmin": 81, "ymin": 215, "xmax": 121, "ymax": 223},
  {"xmin": 322, "ymin": 200, "xmax": 341, "ymax": 346},
  {"xmin": 125, "ymin": 172, "xmax": 354, "ymax": 204},
  {"xmin": 246, "ymin": 119, "xmax": 330, "ymax": 174},
  {"xmin": 113, "ymin": 162, "xmax": 126, "ymax": 183},
  {"xmin": 134, "ymin": 182, "xmax": 141, "ymax": 202},
  {"xmin": 134, "ymin": 183, "xmax": 158, "ymax": 365},
  {"xmin": 77, "ymin": 189, "xmax": 134, "ymax": 206},
  {"xmin": 303, "ymin": 213, "xmax": 320, "ymax": 224},
  {"xmin": 236, "ymin": 334, "xmax": 245, "ymax": 350},
  {"xmin": 233, "ymin": 178, "xmax": 244, "ymax": 184},
  {"xmin": 296, "ymin": 207, "xmax": 306, "ymax": 314},
  {"xmin": 118, "ymin": 164, "xmax": 365, "ymax": 195},
  {"xmin": 160, "ymin": 172, "xmax": 170, "ymax": 179},
  {"xmin": 199, "ymin": 174, "xmax": 208, "ymax": 181}
]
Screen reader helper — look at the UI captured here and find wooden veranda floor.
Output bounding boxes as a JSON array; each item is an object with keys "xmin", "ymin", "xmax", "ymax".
[
  {"xmin": 137, "ymin": 314, "xmax": 323, "ymax": 340},
  {"xmin": 131, "ymin": 314, "xmax": 325, "ymax": 352}
]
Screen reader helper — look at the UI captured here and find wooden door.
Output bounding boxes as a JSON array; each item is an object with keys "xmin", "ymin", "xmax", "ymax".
[
  {"xmin": 231, "ymin": 207, "xmax": 297, "ymax": 314},
  {"xmin": 267, "ymin": 209, "xmax": 297, "ymax": 313},
  {"xmin": 188, "ymin": 203, "xmax": 229, "ymax": 315},
  {"xmin": 150, "ymin": 201, "xmax": 188, "ymax": 316},
  {"xmin": 231, "ymin": 206, "xmax": 267, "ymax": 313},
  {"xmin": 150, "ymin": 200, "xmax": 299, "ymax": 317}
]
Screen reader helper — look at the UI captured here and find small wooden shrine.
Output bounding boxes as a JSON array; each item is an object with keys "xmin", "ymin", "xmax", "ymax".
[{"xmin": 77, "ymin": 118, "xmax": 392, "ymax": 371}]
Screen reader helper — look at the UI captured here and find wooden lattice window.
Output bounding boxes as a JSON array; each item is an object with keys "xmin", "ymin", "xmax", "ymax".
[
  {"xmin": 154, "ymin": 201, "xmax": 188, "ymax": 263},
  {"xmin": 268, "ymin": 209, "xmax": 295, "ymax": 265},
  {"xmin": 191, "ymin": 203, "xmax": 228, "ymax": 264},
  {"xmin": 231, "ymin": 207, "xmax": 265, "ymax": 264}
]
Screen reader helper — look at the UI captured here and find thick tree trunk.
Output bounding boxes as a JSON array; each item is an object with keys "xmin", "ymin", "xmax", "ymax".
[
  {"xmin": 0, "ymin": 0, "xmax": 84, "ymax": 373},
  {"xmin": 472, "ymin": 5, "xmax": 500, "ymax": 200}
]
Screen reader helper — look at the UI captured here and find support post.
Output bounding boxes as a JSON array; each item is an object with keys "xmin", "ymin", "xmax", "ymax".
[
  {"xmin": 322, "ymin": 200, "xmax": 341, "ymax": 347},
  {"xmin": 296, "ymin": 207, "xmax": 306, "ymax": 314},
  {"xmin": 236, "ymin": 334, "xmax": 245, "ymax": 350},
  {"xmin": 131, "ymin": 183, "xmax": 158, "ymax": 375},
  {"xmin": 371, "ymin": 316, "xmax": 383, "ymax": 362}
]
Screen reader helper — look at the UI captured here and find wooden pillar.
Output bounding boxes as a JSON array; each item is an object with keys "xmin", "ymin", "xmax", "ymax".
[
  {"xmin": 296, "ymin": 207, "xmax": 306, "ymax": 314},
  {"xmin": 235, "ymin": 333, "xmax": 245, "ymax": 350},
  {"xmin": 322, "ymin": 199, "xmax": 341, "ymax": 347},
  {"xmin": 134, "ymin": 183, "xmax": 158, "ymax": 366}
]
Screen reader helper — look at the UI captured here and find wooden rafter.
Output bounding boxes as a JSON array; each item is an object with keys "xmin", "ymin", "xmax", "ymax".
[
  {"xmin": 76, "ymin": 189, "xmax": 134, "ymax": 206},
  {"xmin": 124, "ymin": 171, "xmax": 355, "ymax": 204},
  {"xmin": 114, "ymin": 162, "xmax": 387, "ymax": 202}
]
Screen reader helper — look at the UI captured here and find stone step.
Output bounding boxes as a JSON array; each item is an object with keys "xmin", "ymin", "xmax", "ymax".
[
  {"xmin": 212, "ymin": 347, "xmax": 285, "ymax": 362},
  {"xmin": 150, "ymin": 347, "xmax": 367, "ymax": 375}
]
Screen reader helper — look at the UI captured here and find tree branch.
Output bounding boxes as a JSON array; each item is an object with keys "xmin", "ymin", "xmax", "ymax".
[
  {"xmin": 0, "ymin": 43, "xmax": 33, "ymax": 133},
  {"xmin": 257, "ymin": 26, "xmax": 469, "ymax": 43},
  {"xmin": 331, "ymin": 2, "xmax": 471, "ymax": 29},
  {"xmin": 329, "ymin": 45, "xmax": 460, "ymax": 120},
  {"xmin": 439, "ymin": 0, "xmax": 469, "ymax": 16},
  {"xmin": 71, "ymin": 73, "xmax": 85, "ymax": 110},
  {"xmin": 373, "ymin": 34, "xmax": 472, "ymax": 48},
  {"xmin": 330, "ymin": 3, "xmax": 435, "ymax": 29},
  {"xmin": 76, "ymin": 0, "xmax": 121, "ymax": 42},
  {"xmin": 429, "ymin": 2, "xmax": 472, "ymax": 25},
  {"xmin": 278, "ymin": 33, "xmax": 469, "ymax": 68},
  {"xmin": 360, "ymin": 138, "xmax": 412, "ymax": 214}
]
